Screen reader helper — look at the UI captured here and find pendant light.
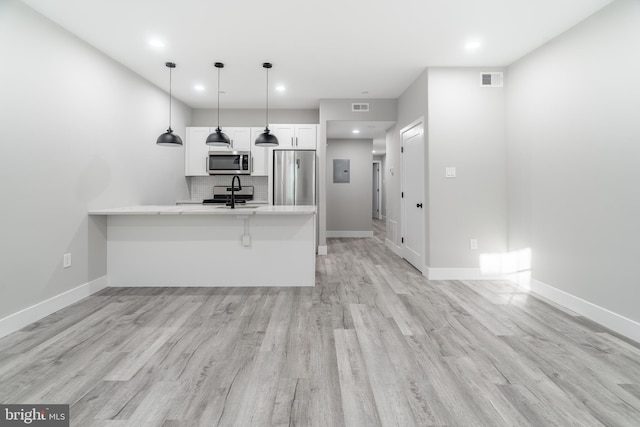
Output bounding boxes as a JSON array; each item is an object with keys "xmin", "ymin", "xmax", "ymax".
[
  {"xmin": 156, "ymin": 62, "xmax": 183, "ymax": 146},
  {"xmin": 255, "ymin": 62, "xmax": 279, "ymax": 146},
  {"xmin": 206, "ymin": 62, "xmax": 231, "ymax": 146}
]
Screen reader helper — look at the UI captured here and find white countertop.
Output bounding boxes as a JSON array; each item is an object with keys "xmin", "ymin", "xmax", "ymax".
[{"xmin": 89, "ymin": 205, "xmax": 316, "ymax": 216}]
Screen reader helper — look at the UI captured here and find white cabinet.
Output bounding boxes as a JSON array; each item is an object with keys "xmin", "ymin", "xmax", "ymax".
[
  {"xmin": 226, "ymin": 127, "xmax": 251, "ymax": 152},
  {"xmin": 269, "ymin": 124, "xmax": 317, "ymax": 149},
  {"xmin": 185, "ymin": 127, "xmax": 211, "ymax": 176},
  {"xmin": 270, "ymin": 124, "xmax": 295, "ymax": 148},
  {"xmin": 208, "ymin": 127, "xmax": 251, "ymax": 152},
  {"xmin": 250, "ymin": 127, "xmax": 269, "ymax": 176},
  {"xmin": 185, "ymin": 127, "xmax": 253, "ymax": 176},
  {"xmin": 185, "ymin": 125, "xmax": 315, "ymax": 176},
  {"xmin": 293, "ymin": 124, "xmax": 317, "ymax": 149}
]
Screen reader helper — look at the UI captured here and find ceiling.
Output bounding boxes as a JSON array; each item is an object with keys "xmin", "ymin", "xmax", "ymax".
[
  {"xmin": 327, "ymin": 121, "xmax": 395, "ymax": 154},
  {"xmin": 21, "ymin": 0, "xmax": 612, "ymax": 111}
]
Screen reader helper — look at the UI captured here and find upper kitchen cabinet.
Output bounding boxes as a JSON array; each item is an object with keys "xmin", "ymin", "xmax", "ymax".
[
  {"xmin": 185, "ymin": 127, "xmax": 211, "ymax": 176},
  {"xmin": 209, "ymin": 127, "xmax": 251, "ymax": 152},
  {"xmin": 185, "ymin": 126, "xmax": 258, "ymax": 176},
  {"xmin": 270, "ymin": 124, "xmax": 317, "ymax": 149},
  {"xmin": 250, "ymin": 127, "xmax": 269, "ymax": 176}
]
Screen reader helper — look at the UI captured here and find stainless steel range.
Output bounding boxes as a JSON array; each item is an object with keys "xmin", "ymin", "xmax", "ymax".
[{"xmin": 202, "ymin": 185, "xmax": 254, "ymax": 205}]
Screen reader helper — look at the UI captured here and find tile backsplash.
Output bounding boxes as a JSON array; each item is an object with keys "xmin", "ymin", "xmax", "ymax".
[{"xmin": 188, "ymin": 176, "xmax": 268, "ymax": 202}]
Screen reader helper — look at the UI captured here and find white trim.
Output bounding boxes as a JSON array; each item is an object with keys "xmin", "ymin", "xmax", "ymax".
[
  {"xmin": 326, "ymin": 230, "xmax": 374, "ymax": 238},
  {"xmin": 425, "ymin": 267, "xmax": 509, "ymax": 281},
  {"xmin": 0, "ymin": 276, "xmax": 108, "ymax": 339},
  {"xmin": 385, "ymin": 238, "xmax": 402, "ymax": 257},
  {"xmin": 317, "ymin": 245, "xmax": 328, "ymax": 256},
  {"xmin": 517, "ymin": 278, "xmax": 640, "ymax": 344}
]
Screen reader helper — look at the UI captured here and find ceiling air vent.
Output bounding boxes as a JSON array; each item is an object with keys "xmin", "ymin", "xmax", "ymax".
[
  {"xmin": 352, "ymin": 103, "xmax": 370, "ymax": 112},
  {"xmin": 480, "ymin": 72, "xmax": 503, "ymax": 87}
]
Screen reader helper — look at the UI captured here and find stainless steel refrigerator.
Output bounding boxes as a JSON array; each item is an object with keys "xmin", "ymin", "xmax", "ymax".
[{"xmin": 273, "ymin": 150, "xmax": 316, "ymax": 205}]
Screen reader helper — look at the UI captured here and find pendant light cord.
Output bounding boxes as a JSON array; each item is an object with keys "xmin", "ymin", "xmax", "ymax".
[
  {"xmin": 168, "ymin": 66, "xmax": 172, "ymax": 131},
  {"xmin": 265, "ymin": 66, "xmax": 269, "ymax": 129},
  {"xmin": 217, "ymin": 67, "xmax": 221, "ymax": 130}
]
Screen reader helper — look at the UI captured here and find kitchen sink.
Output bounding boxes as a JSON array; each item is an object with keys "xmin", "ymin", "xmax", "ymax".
[{"xmin": 213, "ymin": 205, "xmax": 258, "ymax": 210}]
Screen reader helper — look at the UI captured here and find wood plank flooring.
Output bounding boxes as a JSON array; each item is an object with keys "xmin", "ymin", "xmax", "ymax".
[{"xmin": 1, "ymin": 219, "xmax": 640, "ymax": 426}]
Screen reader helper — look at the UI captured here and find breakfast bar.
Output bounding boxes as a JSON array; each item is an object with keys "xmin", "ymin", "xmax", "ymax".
[{"xmin": 89, "ymin": 205, "xmax": 316, "ymax": 287}]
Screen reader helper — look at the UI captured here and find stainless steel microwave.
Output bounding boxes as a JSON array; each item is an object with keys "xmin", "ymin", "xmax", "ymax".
[{"xmin": 207, "ymin": 151, "xmax": 251, "ymax": 175}]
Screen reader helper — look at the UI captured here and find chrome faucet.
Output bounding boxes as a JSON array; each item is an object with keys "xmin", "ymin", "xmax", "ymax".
[{"xmin": 229, "ymin": 175, "xmax": 242, "ymax": 209}]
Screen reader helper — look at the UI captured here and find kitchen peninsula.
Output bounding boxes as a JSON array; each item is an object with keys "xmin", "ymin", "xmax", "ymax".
[{"xmin": 89, "ymin": 205, "xmax": 316, "ymax": 287}]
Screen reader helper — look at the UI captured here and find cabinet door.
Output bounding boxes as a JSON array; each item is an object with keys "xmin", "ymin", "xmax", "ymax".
[
  {"xmin": 295, "ymin": 124, "xmax": 317, "ymax": 149},
  {"xmin": 227, "ymin": 127, "xmax": 251, "ymax": 152},
  {"xmin": 269, "ymin": 124, "xmax": 295, "ymax": 148},
  {"xmin": 250, "ymin": 127, "xmax": 269, "ymax": 176},
  {"xmin": 185, "ymin": 127, "xmax": 212, "ymax": 176}
]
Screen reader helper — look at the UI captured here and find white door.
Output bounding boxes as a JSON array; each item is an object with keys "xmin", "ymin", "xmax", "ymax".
[
  {"xmin": 372, "ymin": 162, "xmax": 380, "ymax": 219},
  {"xmin": 401, "ymin": 120, "xmax": 425, "ymax": 271}
]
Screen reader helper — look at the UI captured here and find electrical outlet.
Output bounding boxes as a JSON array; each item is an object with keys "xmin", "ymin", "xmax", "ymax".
[
  {"xmin": 445, "ymin": 167, "xmax": 456, "ymax": 178},
  {"xmin": 63, "ymin": 253, "xmax": 72, "ymax": 268},
  {"xmin": 242, "ymin": 234, "xmax": 251, "ymax": 247},
  {"xmin": 469, "ymin": 239, "xmax": 478, "ymax": 250}
]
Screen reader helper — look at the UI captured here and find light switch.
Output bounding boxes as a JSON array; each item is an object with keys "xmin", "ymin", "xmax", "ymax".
[{"xmin": 445, "ymin": 167, "xmax": 456, "ymax": 178}]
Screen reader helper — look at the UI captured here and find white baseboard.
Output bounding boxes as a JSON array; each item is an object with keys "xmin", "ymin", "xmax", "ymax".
[
  {"xmin": 518, "ymin": 278, "xmax": 640, "ymax": 344},
  {"xmin": 317, "ymin": 245, "xmax": 328, "ymax": 256},
  {"xmin": 385, "ymin": 238, "xmax": 402, "ymax": 257},
  {"xmin": 326, "ymin": 231, "xmax": 374, "ymax": 238},
  {"xmin": 425, "ymin": 267, "xmax": 509, "ymax": 281},
  {"xmin": 0, "ymin": 276, "xmax": 108, "ymax": 339}
]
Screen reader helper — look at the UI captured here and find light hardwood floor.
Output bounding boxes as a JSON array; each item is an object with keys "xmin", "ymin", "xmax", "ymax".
[{"xmin": 1, "ymin": 219, "xmax": 640, "ymax": 426}]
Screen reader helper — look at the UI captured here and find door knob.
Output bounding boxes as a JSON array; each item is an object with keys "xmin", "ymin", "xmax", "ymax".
[{"xmin": 416, "ymin": 203, "xmax": 423, "ymax": 208}]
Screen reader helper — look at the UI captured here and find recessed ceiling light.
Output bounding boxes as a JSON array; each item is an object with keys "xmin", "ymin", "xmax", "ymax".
[
  {"xmin": 372, "ymin": 150, "xmax": 376, "ymax": 153},
  {"xmin": 465, "ymin": 40, "xmax": 481, "ymax": 50},
  {"xmin": 194, "ymin": 85, "xmax": 205, "ymax": 91},
  {"xmin": 149, "ymin": 39, "xmax": 165, "ymax": 48},
  {"xmin": 352, "ymin": 129, "xmax": 360, "ymax": 134},
  {"xmin": 276, "ymin": 85, "xmax": 286, "ymax": 92}
]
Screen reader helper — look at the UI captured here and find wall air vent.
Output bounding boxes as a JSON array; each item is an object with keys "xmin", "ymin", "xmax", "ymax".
[
  {"xmin": 352, "ymin": 103, "xmax": 370, "ymax": 112},
  {"xmin": 480, "ymin": 72, "xmax": 503, "ymax": 87}
]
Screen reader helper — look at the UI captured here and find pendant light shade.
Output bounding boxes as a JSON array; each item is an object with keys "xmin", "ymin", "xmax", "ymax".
[
  {"xmin": 206, "ymin": 62, "xmax": 231, "ymax": 146},
  {"xmin": 157, "ymin": 62, "xmax": 183, "ymax": 146},
  {"xmin": 255, "ymin": 62, "xmax": 278, "ymax": 147}
]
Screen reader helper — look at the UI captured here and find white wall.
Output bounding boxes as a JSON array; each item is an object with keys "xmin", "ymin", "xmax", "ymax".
[
  {"xmin": 0, "ymin": 0, "xmax": 191, "ymax": 321},
  {"xmin": 326, "ymin": 139, "xmax": 373, "ymax": 235},
  {"xmin": 506, "ymin": 0, "xmax": 640, "ymax": 324},
  {"xmin": 391, "ymin": 68, "xmax": 507, "ymax": 272},
  {"xmin": 427, "ymin": 68, "xmax": 507, "ymax": 268},
  {"xmin": 393, "ymin": 70, "xmax": 429, "ymax": 257},
  {"xmin": 190, "ymin": 109, "xmax": 319, "ymax": 127}
]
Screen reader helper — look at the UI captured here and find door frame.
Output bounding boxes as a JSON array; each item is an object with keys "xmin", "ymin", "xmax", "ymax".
[
  {"xmin": 400, "ymin": 117, "xmax": 425, "ymax": 273},
  {"xmin": 372, "ymin": 160, "xmax": 382, "ymax": 219}
]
